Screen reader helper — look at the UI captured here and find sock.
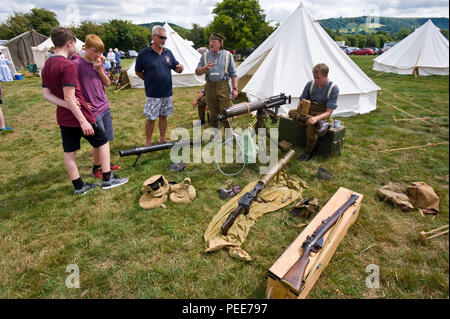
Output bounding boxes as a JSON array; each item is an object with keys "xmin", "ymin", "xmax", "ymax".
[
  {"xmin": 72, "ymin": 177, "xmax": 85, "ymax": 190},
  {"xmin": 103, "ymin": 171, "xmax": 111, "ymax": 181},
  {"xmin": 93, "ymin": 164, "xmax": 101, "ymax": 170}
]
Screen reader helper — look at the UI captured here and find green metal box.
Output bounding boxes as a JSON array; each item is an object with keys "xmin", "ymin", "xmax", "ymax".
[{"xmin": 278, "ymin": 117, "xmax": 345, "ymax": 157}]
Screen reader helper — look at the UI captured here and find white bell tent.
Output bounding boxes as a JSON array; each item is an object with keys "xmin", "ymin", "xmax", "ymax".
[
  {"xmin": 373, "ymin": 20, "xmax": 449, "ymax": 76},
  {"xmin": 0, "ymin": 45, "xmax": 17, "ymax": 75},
  {"xmin": 237, "ymin": 3, "xmax": 380, "ymax": 117}
]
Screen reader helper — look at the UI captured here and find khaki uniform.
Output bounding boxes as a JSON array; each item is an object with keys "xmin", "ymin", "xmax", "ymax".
[
  {"xmin": 288, "ymin": 102, "xmax": 329, "ymax": 152},
  {"xmin": 197, "ymin": 49, "xmax": 237, "ymax": 128}
]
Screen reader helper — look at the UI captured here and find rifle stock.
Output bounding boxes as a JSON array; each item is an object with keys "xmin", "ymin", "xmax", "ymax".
[
  {"xmin": 280, "ymin": 252, "xmax": 310, "ymax": 294},
  {"xmin": 221, "ymin": 204, "xmax": 248, "ymax": 235}
]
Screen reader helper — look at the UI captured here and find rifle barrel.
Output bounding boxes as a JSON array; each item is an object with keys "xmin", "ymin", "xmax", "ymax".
[{"xmin": 260, "ymin": 149, "xmax": 296, "ymax": 185}]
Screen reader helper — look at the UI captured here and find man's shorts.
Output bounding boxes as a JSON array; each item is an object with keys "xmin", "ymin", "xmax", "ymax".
[
  {"xmin": 95, "ymin": 108, "xmax": 114, "ymax": 141},
  {"xmin": 60, "ymin": 122, "xmax": 109, "ymax": 153},
  {"xmin": 143, "ymin": 96, "xmax": 174, "ymax": 121}
]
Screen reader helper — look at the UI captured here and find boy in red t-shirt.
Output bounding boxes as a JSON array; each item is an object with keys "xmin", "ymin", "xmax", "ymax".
[{"xmin": 41, "ymin": 27, "xmax": 128, "ymax": 195}]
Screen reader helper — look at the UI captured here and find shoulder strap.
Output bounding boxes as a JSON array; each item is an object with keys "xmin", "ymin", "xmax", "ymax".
[
  {"xmin": 203, "ymin": 52, "xmax": 209, "ymax": 81},
  {"xmin": 309, "ymin": 81, "xmax": 314, "ymax": 96},
  {"xmin": 327, "ymin": 82, "xmax": 336, "ymax": 100},
  {"xmin": 224, "ymin": 51, "xmax": 230, "ymax": 76}
]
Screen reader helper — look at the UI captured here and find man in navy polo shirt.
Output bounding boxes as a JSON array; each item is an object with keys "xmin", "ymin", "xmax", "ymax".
[{"xmin": 135, "ymin": 25, "xmax": 184, "ymax": 146}]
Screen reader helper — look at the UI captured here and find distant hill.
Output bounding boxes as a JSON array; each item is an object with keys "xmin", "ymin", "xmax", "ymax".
[
  {"xmin": 318, "ymin": 16, "xmax": 449, "ymax": 34},
  {"xmin": 139, "ymin": 22, "xmax": 191, "ymax": 39}
]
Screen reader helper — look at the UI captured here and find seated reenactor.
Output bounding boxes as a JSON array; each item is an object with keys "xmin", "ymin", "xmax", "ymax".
[{"xmin": 288, "ymin": 63, "xmax": 339, "ymax": 162}]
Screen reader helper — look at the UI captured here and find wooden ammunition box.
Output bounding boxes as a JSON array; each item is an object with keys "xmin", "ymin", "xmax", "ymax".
[
  {"xmin": 266, "ymin": 187, "xmax": 363, "ymax": 299},
  {"xmin": 278, "ymin": 116, "xmax": 345, "ymax": 157}
]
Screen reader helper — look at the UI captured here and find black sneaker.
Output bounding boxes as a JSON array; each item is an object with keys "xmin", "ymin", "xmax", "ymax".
[
  {"xmin": 102, "ymin": 174, "xmax": 129, "ymax": 190},
  {"xmin": 74, "ymin": 182, "xmax": 99, "ymax": 195},
  {"xmin": 299, "ymin": 151, "xmax": 313, "ymax": 162}
]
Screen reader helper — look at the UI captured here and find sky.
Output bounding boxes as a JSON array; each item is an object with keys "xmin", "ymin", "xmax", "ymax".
[{"xmin": 0, "ymin": 0, "xmax": 448, "ymax": 29}]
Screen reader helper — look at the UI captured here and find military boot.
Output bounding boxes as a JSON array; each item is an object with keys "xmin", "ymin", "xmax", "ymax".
[{"xmin": 299, "ymin": 151, "xmax": 313, "ymax": 162}]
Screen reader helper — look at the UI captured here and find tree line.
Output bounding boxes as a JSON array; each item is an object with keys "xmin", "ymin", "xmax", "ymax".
[
  {"xmin": 319, "ymin": 16, "xmax": 449, "ymax": 34},
  {"xmin": 0, "ymin": 0, "xmax": 274, "ymax": 53},
  {"xmin": 324, "ymin": 27, "xmax": 449, "ymax": 48}
]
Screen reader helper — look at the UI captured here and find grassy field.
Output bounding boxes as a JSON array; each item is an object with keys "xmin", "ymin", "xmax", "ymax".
[{"xmin": 0, "ymin": 56, "xmax": 448, "ymax": 298}]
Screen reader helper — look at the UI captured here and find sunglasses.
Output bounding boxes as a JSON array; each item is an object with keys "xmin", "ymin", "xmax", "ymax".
[{"xmin": 158, "ymin": 35, "xmax": 167, "ymax": 40}]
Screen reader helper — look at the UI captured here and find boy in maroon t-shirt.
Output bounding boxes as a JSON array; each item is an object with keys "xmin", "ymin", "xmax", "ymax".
[{"xmin": 41, "ymin": 27, "xmax": 128, "ymax": 195}]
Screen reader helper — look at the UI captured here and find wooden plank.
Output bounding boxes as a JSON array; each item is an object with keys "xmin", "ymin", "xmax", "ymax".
[{"xmin": 266, "ymin": 187, "xmax": 363, "ymax": 299}]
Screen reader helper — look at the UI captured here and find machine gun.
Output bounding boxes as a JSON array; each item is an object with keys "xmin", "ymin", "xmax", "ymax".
[
  {"xmin": 119, "ymin": 140, "xmax": 192, "ymax": 170},
  {"xmin": 280, "ymin": 194, "xmax": 359, "ymax": 295},
  {"xmin": 217, "ymin": 93, "xmax": 291, "ymax": 128},
  {"xmin": 220, "ymin": 149, "xmax": 296, "ymax": 235}
]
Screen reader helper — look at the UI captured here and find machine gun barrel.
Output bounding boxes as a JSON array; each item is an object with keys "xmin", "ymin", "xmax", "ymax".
[{"xmin": 217, "ymin": 93, "xmax": 291, "ymax": 121}]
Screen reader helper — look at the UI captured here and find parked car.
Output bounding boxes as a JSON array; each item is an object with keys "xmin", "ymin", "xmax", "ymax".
[
  {"xmin": 126, "ymin": 50, "xmax": 138, "ymax": 58},
  {"xmin": 347, "ymin": 47, "xmax": 358, "ymax": 54},
  {"xmin": 369, "ymin": 47, "xmax": 380, "ymax": 55},
  {"xmin": 339, "ymin": 45, "xmax": 349, "ymax": 54},
  {"xmin": 352, "ymin": 48, "xmax": 375, "ymax": 55}
]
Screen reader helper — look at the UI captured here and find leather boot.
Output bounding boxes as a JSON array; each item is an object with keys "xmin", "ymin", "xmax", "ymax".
[
  {"xmin": 316, "ymin": 120, "xmax": 332, "ymax": 137},
  {"xmin": 299, "ymin": 151, "xmax": 313, "ymax": 162}
]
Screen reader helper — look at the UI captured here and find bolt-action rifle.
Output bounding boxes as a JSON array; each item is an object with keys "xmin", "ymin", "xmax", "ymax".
[{"xmin": 281, "ymin": 194, "xmax": 359, "ymax": 295}]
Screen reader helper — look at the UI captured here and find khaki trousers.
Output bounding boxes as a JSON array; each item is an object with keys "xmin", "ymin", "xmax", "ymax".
[
  {"xmin": 288, "ymin": 102, "xmax": 329, "ymax": 152},
  {"xmin": 205, "ymin": 80, "xmax": 231, "ymax": 128}
]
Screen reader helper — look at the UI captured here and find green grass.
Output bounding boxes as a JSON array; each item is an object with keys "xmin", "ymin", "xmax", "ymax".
[{"xmin": 0, "ymin": 56, "xmax": 448, "ymax": 298}]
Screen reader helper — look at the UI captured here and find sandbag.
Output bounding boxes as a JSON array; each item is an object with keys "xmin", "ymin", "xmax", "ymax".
[{"xmin": 407, "ymin": 182, "xmax": 440, "ymax": 215}]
